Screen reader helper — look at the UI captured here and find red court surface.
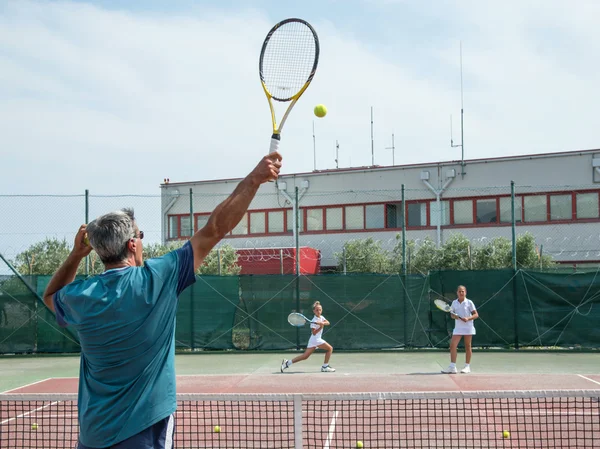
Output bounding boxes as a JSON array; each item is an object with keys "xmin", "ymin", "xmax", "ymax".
[
  {"xmin": 4, "ymin": 372, "xmax": 600, "ymax": 394},
  {"xmin": 2, "ymin": 375, "xmax": 599, "ymax": 448}
]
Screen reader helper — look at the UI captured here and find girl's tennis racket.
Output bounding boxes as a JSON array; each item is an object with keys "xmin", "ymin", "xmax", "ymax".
[
  {"xmin": 434, "ymin": 299, "xmax": 453, "ymax": 314},
  {"xmin": 259, "ymin": 18, "xmax": 320, "ymax": 153},
  {"xmin": 287, "ymin": 312, "xmax": 313, "ymax": 327}
]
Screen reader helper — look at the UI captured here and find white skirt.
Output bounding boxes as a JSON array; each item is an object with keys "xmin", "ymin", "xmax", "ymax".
[{"xmin": 307, "ymin": 336, "xmax": 327, "ymax": 348}]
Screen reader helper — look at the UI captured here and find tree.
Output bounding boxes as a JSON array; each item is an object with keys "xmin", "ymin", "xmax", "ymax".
[
  {"xmin": 197, "ymin": 244, "xmax": 241, "ymax": 275},
  {"xmin": 13, "ymin": 238, "xmax": 241, "ymax": 276},
  {"xmin": 14, "ymin": 238, "xmax": 75, "ymax": 275},
  {"xmin": 390, "ymin": 234, "xmax": 416, "ymax": 273},
  {"xmin": 516, "ymin": 233, "xmax": 555, "ymax": 269},
  {"xmin": 408, "ymin": 237, "xmax": 439, "ymax": 275},
  {"xmin": 472, "ymin": 237, "xmax": 513, "ymax": 270},
  {"xmin": 142, "ymin": 241, "xmax": 185, "ymax": 260},
  {"xmin": 437, "ymin": 234, "xmax": 472, "ymax": 270},
  {"xmin": 336, "ymin": 238, "xmax": 392, "ymax": 274}
]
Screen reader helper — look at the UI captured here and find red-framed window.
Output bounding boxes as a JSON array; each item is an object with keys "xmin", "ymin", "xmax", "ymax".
[{"xmin": 167, "ymin": 189, "xmax": 600, "ymax": 239}]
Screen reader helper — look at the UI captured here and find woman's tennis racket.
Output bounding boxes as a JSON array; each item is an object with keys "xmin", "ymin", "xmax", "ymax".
[
  {"xmin": 287, "ymin": 312, "xmax": 313, "ymax": 327},
  {"xmin": 434, "ymin": 299, "xmax": 453, "ymax": 314},
  {"xmin": 259, "ymin": 18, "xmax": 320, "ymax": 154}
]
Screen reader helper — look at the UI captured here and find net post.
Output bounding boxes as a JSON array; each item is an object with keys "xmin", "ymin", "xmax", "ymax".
[
  {"xmin": 295, "ymin": 187, "xmax": 301, "ymax": 350},
  {"xmin": 511, "ymin": 180, "xmax": 519, "ymax": 349},
  {"xmin": 189, "ymin": 188, "xmax": 196, "ymax": 350},
  {"xmin": 293, "ymin": 394, "xmax": 303, "ymax": 448},
  {"xmin": 85, "ymin": 189, "xmax": 89, "ymax": 275},
  {"xmin": 401, "ymin": 184, "xmax": 406, "ymax": 275}
]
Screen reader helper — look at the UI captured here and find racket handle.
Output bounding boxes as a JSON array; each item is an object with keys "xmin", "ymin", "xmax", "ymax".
[{"xmin": 270, "ymin": 134, "xmax": 280, "ymax": 153}]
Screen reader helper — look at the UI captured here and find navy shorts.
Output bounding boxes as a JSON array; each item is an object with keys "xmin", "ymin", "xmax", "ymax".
[{"xmin": 77, "ymin": 415, "xmax": 175, "ymax": 449}]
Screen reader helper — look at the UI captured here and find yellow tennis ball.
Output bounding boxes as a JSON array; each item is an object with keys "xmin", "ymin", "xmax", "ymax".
[
  {"xmin": 214, "ymin": 425, "xmax": 221, "ymax": 433},
  {"xmin": 356, "ymin": 441, "xmax": 363, "ymax": 448},
  {"xmin": 83, "ymin": 235, "xmax": 90, "ymax": 246},
  {"xmin": 502, "ymin": 430, "xmax": 510, "ymax": 438},
  {"xmin": 31, "ymin": 423, "xmax": 38, "ymax": 430},
  {"xmin": 314, "ymin": 104, "xmax": 327, "ymax": 118}
]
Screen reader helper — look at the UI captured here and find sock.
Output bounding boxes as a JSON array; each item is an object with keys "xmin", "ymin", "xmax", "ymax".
[
  {"xmin": 286, "ymin": 360, "xmax": 293, "ymax": 367},
  {"xmin": 464, "ymin": 363, "xmax": 470, "ymax": 367},
  {"xmin": 322, "ymin": 364, "xmax": 329, "ymax": 368},
  {"xmin": 449, "ymin": 363, "xmax": 456, "ymax": 368}
]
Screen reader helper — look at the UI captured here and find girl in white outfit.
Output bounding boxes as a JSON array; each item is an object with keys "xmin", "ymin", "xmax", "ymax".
[
  {"xmin": 442, "ymin": 285, "xmax": 479, "ymax": 374},
  {"xmin": 281, "ymin": 301, "xmax": 335, "ymax": 372}
]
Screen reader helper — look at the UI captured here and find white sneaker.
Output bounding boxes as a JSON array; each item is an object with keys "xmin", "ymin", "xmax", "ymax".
[
  {"xmin": 460, "ymin": 366, "xmax": 471, "ymax": 374},
  {"xmin": 321, "ymin": 365, "xmax": 336, "ymax": 372},
  {"xmin": 441, "ymin": 365, "xmax": 458, "ymax": 374},
  {"xmin": 281, "ymin": 359, "xmax": 289, "ymax": 373}
]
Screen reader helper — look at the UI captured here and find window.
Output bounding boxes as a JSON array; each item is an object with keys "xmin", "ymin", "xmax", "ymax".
[
  {"xmin": 268, "ymin": 211, "xmax": 284, "ymax": 233},
  {"xmin": 576, "ymin": 192, "xmax": 599, "ymax": 219},
  {"xmin": 476, "ymin": 199, "xmax": 497, "ymax": 223},
  {"xmin": 196, "ymin": 215, "xmax": 209, "ymax": 231},
  {"xmin": 385, "ymin": 202, "xmax": 403, "ymax": 228},
  {"xmin": 550, "ymin": 194, "xmax": 572, "ymax": 221},
  {"xmin": 286, "ymin": 209, "xmax": 303, "ymax": 232},
  {"xmin": 499, "ymin": 197, "xmax": 522, "ymax": 223},
  {"xmin": 430, "ymin": 200, "xmax": 450, "ymax": 226},
  {"xmin": 306, "ymin": 209, "xmax": 323, "ymax": 231},
  {"xmin": 453, "ymin": 200, "xmax": 473, "ymax": 225},
  {"xmin": 365, "ymin": 204, "xmax": 385, "ymax": 229},
  {"xmin": 250, "ymin": 212, "xmax": 266, "ymax": 234},
  {"xmin": 407, "ymin": 202, "xmax": 427, "ymax": 227},
  {"xmin": 168, "ymin": 216, "xmax": 178, "ymax": 239},
  {"xmin": 180, "ymin": 216, "xmax": 192, "ymax": 237},
  {"xmin": 345, "ymin": 205, "xmax": 364, "ymax": 230},
  {"xmin": 326, "ymin": 207, "xmax": 343, "ymax": 230},
  {"xmin": 231, "ymin": 213, "xmax": 248, "ymax": 235},
  {"xmin": 524, "ymin": 195, "xmax": 547, "ymax": 222}
]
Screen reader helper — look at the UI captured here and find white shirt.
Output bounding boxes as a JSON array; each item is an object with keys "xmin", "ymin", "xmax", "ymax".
[
  {"xmin": 451, "ymin": 299, "xmax": 476, "ymax": 335},
  {"xmin": 307, "ymin": 315, "xmax": 327, "ymax": 347}
]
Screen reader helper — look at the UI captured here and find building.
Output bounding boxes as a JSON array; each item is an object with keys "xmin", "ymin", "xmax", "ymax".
[{"xmin": 160, "ymin": 149, "xmax": 600, "ymax": 271}]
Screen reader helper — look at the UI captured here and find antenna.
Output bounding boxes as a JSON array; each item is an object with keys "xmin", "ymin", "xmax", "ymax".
[
  {"xmin": 312, "ymin": 120, "xmax": 316, "ymax": 171},
  {"xmin": 450, "ymin": 41, "xmax": 465, "ymax": 178},
  {"xmin": 335, "ymin": 140, "xmax": 339, "ymax": 169},
  {"xmin": 370, "ymin": 107, "xmax": 375, "ymax": 166},
  {"xmin": 385, "ymin": 133, "xmax": 395, "ymax": 166}
]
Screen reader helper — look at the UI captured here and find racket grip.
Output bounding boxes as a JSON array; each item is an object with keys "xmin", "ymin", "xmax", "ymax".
[{"xmin": 269, "ymin": 134, "xmax": 280, "ymax": 153}]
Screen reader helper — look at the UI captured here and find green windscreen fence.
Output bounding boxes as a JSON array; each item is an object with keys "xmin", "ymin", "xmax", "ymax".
[
  {"xmin": 0, "ymin": 275, "xmax": 80, "ymax": 354},
  {"xmin": 0, "ymin": 270, "xmax": 598, "ymax": 353}
]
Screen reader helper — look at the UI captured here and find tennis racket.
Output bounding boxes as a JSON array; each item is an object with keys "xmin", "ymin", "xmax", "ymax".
[
  {"xmin": 287, "ymin": 312, "xmax": 314, "ymax": 327},
  {"xmin": 259, "ymin": 18, "xmax": 320, "ymax": 154},
  {"xmin": 433, "ymin": 299, "xmax": 453, "ymax": 314}
]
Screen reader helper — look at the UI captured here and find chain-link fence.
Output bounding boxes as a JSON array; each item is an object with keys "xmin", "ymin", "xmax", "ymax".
[{"xmin": 1, "ymin": 183, "xmax": 599, "ymax": 276}]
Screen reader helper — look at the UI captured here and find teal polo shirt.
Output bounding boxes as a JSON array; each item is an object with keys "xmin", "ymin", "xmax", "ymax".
[{"xmin": 53, "ymin": 242, "xmax": 195, "ymax": 448}]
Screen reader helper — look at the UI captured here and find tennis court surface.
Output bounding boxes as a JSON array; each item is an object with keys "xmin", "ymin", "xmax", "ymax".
[{"xmin": 2, "ymin": 368, "xmax": 599, "ymax": 448}]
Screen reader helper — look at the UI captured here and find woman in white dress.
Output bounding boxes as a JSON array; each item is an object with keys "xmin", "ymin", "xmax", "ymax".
[
  {"xmin": 281, "ymin": 301, "xmax": 335, "ymax": 373},
  {"xmin": 441, "ymin": 285, "xmax": 479, "ymax": 374}
]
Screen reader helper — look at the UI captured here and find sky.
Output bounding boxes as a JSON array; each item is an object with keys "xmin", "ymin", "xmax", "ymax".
[{"xmin": 1, "ymin": 0, "xmax": 599, "ymax": 196}]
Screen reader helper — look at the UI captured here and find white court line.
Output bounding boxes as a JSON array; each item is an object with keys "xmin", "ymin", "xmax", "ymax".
[
  {"xmin": 1, "ymin": 378, "xmax": 52, "ymax": 394},
  {"xmin": 323, "ymin": 410, "xmax": 339, "ymax": 449},
  {"xmin": 0, "ymin": 401, "xmax": 58, "ymax": 425},
  {"xmin": 578, "ymin": 374, "xmax": 600, "ymax": 386}
]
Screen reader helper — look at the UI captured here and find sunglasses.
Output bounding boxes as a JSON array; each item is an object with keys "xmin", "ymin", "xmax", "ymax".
[{"xmin": 134, "ymin": 231, "xmax": 144, "ymax": 240}]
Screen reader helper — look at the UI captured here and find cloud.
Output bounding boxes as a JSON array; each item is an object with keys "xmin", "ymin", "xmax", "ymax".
[{"xmin": 0, "ymin": 0, "xmax": 597, "ymax": 197}]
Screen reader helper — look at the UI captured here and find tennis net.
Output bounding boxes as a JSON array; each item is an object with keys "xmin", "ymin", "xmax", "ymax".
[{"xmin": 1, "ymin": 390, "xmax": 599, "ymax": 448}]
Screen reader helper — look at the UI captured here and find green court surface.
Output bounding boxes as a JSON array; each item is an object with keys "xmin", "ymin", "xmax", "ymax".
[{"xmin": 1, "ymin": 352, "xmax": 598, "ymax": 393}]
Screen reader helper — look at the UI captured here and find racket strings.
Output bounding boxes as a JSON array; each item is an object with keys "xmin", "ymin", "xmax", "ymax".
[{"xmin": 261, "ymin": 22, "xmax": 317, "ymax": 101}]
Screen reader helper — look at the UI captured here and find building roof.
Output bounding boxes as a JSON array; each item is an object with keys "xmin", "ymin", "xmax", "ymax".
[{"xmin": 160, "ymin": 147, "xmax": 600, "ymax": 187}]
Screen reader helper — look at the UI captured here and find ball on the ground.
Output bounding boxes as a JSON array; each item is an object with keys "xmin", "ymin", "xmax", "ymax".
[
  {"xmin": 314, "ymin": 104, "xmax": 327, "ymax": 118},
  {"xmin": 214, "ymin": 425, "xmax": 221, "ymax": 433},
  {"xmin": 31, "ymin": 423, "xmax": 38, "ymax": 430},
  {"xmin": 356, "ymin": 441, "xmax": 363, "ymax": 448},
  {"xmin": 502, "ymin": 430, "xmax": 510, "ymax": 438}
]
